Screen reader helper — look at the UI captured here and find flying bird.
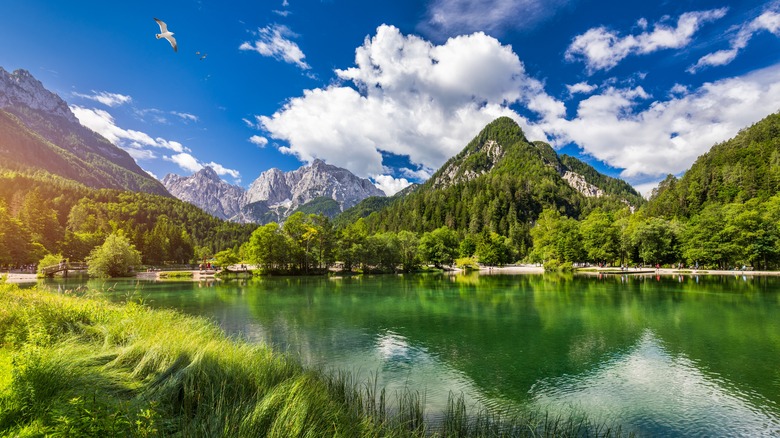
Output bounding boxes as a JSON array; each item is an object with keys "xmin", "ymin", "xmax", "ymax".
[
  {"xmin": 196, "ymin": 51, "xmax": 207, "ymax": 61},
  {"xmin": 154, "ymin": 18, "xmax": 177, "ymax": 52}
]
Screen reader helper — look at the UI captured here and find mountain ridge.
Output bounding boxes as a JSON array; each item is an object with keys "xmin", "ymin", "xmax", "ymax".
[
  {"xmin": 0, "ymin": 67, "xmax": 169, "ymax": 196},
  {"xmin": 163, "ymin": 159, "xmax": 386, "ymax": 223}
]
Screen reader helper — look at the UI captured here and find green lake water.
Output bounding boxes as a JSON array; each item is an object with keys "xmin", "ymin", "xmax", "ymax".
[{"xmin": 41, "ymin": 273, "xmax": 780, "ymax": 436}]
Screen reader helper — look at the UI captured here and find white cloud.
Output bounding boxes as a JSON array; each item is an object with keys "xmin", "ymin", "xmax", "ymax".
[
  {"xmin": 205, "ymin": 162, "xmax": 241, "ymax": 179},
  {"xmin": 401, "ymin": 167, "xmax": 433, "ymax": 181},
  {"xmin": 543, "ymin": 64, "xmax": 780, "ymax": 180},
  {"xmin": 166, "ymin": 153, "xmax": 202, "ymax": 173},
  {"xmin": 669, "ymin": 83, "xmax": 689, "ymax": 95},
  {"xmin": 163, "ymin": 154, "xmax": 240, "ymax": 180},
  {"xmin": 566, "ymin": 8, "xmax": 727, "ymax": 72},
  {"xmin": 239, "ymin": 24, "xmax": 310, "ymax": 69},
  {"xmin": 273, "ymin": 10, "xmax": 290, "ymax": 17},
  {"xmin": 73, "ymin": 90, "xmax": 132, "ymax": 107},
  {"xmin": 633, "ymin": 180, "xmax": 664, "ymax": 198},
  {"xmin": 172, "ymin": 111, "xmax": 198, "ymax": 122},
  {"xmin": 689, "ymin": 10, "xmax": 780, "ymax": 73},
  {"xmin": 566, "ymin": 81, "xmax": 598, "ymax": 95},
  {"xmin": 145, "ymin": 169, "xmax": 160, "ymax": 180},
  {"xmin": 372, "ymin": 175, "xmax": 412, "ymax": 196},
  {"xmin": 257, "ymin": 25, "xmax": 559, "ymax": 178},
  {"xmin": 421, "ymin": 0, "xmax": 571, "ymax": 37},
  {"xmin": 71, "ymin": 106, "xmax": 188, "ymax": 156},
  {"xmin": 249, "ymin": 135, "xmax": 269, "ymax": 147}
]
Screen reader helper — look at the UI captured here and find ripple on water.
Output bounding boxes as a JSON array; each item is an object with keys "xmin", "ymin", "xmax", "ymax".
[{"xmin": 529, "ymin": 330, "xmax": 780, "ymax": 437}]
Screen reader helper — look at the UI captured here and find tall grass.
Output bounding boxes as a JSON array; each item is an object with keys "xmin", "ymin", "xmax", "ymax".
[{"xmin": 0, "ymin": 283, "xmax": 630, "ymax": 437}]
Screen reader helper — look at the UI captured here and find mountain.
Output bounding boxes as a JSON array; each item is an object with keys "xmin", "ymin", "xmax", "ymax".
[
  {"xmin": 360, "ymin": 117, "xmax": 643, "ymax": 236},
  {"xmin": 644, "ymin": 112, "xmax": 780, "ymax": 218},
  {"xmin": 0, "ymin": 67, "xmax": 168, "ymax": 196},
  {"xmin": 162, "ymin": 167, "xmax": 244, "ymax": 220},
  {"xmin": 163, "ymin": 159, "xmax": 386, "ymax": 223}
]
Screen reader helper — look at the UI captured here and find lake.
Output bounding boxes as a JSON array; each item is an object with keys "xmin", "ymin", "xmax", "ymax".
[{"xmin": 41, "ymin": 272, "xmax": 780, "ymax": 436}]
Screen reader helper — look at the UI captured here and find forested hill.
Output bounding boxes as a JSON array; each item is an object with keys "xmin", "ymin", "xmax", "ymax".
[
  {"xmin": 357, "ymin": 117, "xmax": 643, "ymax": 237},
  {"xmin": 0, "ymin": 68, "xmax": 169, "ymax": 196},
  {"xmin": 0, "ymin": 170, "xmax": 256, "ymax": 266},
  {"xmin": 645, "ymin": 112, "xmax": 780, "ymax": 218}
]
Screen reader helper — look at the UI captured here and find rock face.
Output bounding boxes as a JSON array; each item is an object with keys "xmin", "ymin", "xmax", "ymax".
[
  {"xmin": 433, "ymin": 140, "xmax": 505, "ymax": 189},
  {"xmin": 162, "ymin": 167, "xmax": 245, "ymax": 220},
  {"xmin": 0, "ymin": 67, "xmax": 169, "ymax": 196},
  {"xmin": 562, "ymin": 171, "xmax": 604, "ymax": 198},
  {"xmin": 0, "ymin": 67, "xmax": 77, "ymax": 123},
  {"xmin": 164, "ymin": 159, "xmax": 385, "ymax": 223}
]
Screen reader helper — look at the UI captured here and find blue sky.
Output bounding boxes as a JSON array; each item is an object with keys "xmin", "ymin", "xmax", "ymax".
[{"xmin": 2, "ymin": 0, "xmax": 780, "ymax": 196}]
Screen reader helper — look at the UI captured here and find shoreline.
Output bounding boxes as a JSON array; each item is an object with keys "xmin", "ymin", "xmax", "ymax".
[{"xmin": 6, "ymin": 265, "xmax": 780, "ymax": 284}]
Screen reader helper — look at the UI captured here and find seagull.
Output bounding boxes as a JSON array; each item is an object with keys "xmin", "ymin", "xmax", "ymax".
[
  {"xmin": 196, "ymin": 51, "xmax": 207, "ymax": 61},
  {"xmin": 154, "ymin": 18, "xmax": 177, "ymax": 52}
]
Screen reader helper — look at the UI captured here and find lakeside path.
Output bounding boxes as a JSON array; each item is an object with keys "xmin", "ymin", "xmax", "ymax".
[{"xmin": 474, "ymin": 265, "xmax": 780, "ymax": 277}]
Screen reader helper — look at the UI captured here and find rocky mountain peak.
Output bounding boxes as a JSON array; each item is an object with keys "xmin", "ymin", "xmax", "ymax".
[
  {"xmin": 162, "ymin": 169, "xmax": 245, "ymax": 221},
  {"xmin": 0, "ymin": 67, "xmax": 77, "ymax": 123},
  {"xmin": 164, "ymin": 159, "xmax": 384, "ymax": 224},
  {"xmin": 195, "ymin": 165, "xmax": 220, "ymax": 181}
]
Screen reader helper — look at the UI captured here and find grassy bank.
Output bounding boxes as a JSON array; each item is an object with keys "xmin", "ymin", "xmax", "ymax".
[{"xmin": 0, "ymin": 283, "xmax": 627, "ymax": 437}]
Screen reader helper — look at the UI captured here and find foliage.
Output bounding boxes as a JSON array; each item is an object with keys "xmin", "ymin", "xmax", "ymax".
[
  {"xmin": 455, "ymin": 257, "xmax": 478, "ymax": 270},
  {"xmin": 475, "ymin": 232, "xmax": 513, "ymax": 266},
  {"xmin": 292, "ymin": 196, "xmax": 342, "ymax": 218},
  {"xmin": 86, "ymin": 232, "xmax": 142, "ymax": 277},
  {"xmin": 418, "ymin": 226, "xmax": 459, "ymax": 268},
  {"xmin": 214, "ymin": 248, "xmax": 240, "ymax": 268},
  {"xmin": 36, "ymin": 253, "xmax": 64, "ymax": 276},
  {"xmin": 529, "ymin": 209, "xmax": 584, "ymax": 264}
]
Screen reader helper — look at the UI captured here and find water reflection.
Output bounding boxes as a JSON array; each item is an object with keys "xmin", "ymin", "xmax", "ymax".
[
  {"xmin": 532, "ymin": 330, "xmax": 780, "ymax": 436},
  {"xmin": 38, "ymin": 273, "xmax": 780, "ymax": 435}
]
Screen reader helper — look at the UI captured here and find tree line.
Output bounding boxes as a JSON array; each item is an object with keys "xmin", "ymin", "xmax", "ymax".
[{"xmin": 0, "ymin": 171, "xmax": 256, "ymax": 268}]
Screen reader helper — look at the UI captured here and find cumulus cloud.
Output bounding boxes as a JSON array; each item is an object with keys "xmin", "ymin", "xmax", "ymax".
[
  {"xmin": 205, "ymin": 162, "xmax": 241, "ymax": 179},
  {"xmin": 689, "ymin": 9, "xmax": 780, "ymax": 73},
  {"xmin": 165, "ymin": 153, "xmax": 202, "ymax": 173},
  {"xmin": 401, "ymin": 167, "xmax": 434, "ymax": 181},
  {"xmin": 239, "ymin": 24, "xmax": 310, "ymax": 69},
  {"xmin": 566, "ymin": 8, "xmax": 727, "ymax": 73},
  {"xmin": 543, "ymin": 64, "xmax": 780, "ymax": 180},
  {"xmin": 249, "ymin": 135, "xmax": 269, "ymax": 147},
  {"xmin": 372, "ymin": 175, "xmax": 412, "ymax": 196},
  {"xmin": 420, "ymin": 0, "xmax": 571, "ymax": 38},
  {"xmin": 566, "ymin": 81, "xmax": 598, "ymax": 95},
  {"xmin": 256, "ymin": 25, "xmax": 560, "ymax": 178},
  {"xmin": 73, "ymin": 90, "xmax": 132, "ymax": 107},
  {"xmin": 163, "ymin": 154, "xmax": 241, "ymax": 179}
]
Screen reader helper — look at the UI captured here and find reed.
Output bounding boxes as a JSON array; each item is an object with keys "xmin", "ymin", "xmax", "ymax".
[{"xmin": 0, "ymin": 283, "xmax": 630, "ymax": 437}]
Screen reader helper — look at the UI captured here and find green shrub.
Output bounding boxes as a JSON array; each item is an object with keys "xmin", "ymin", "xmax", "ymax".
[{"xmin": 86, "ymin": 232, "xmax": 141, "ymax": 278}]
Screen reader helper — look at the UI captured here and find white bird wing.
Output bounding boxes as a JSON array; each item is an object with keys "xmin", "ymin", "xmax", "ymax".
[
  {"xmin": 154, "ymin": 18, "xmax": 168, "ymax": 33},
  {"xmin": 165, "ymin": 35, "xmax": 178, "ymax": 52}
]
